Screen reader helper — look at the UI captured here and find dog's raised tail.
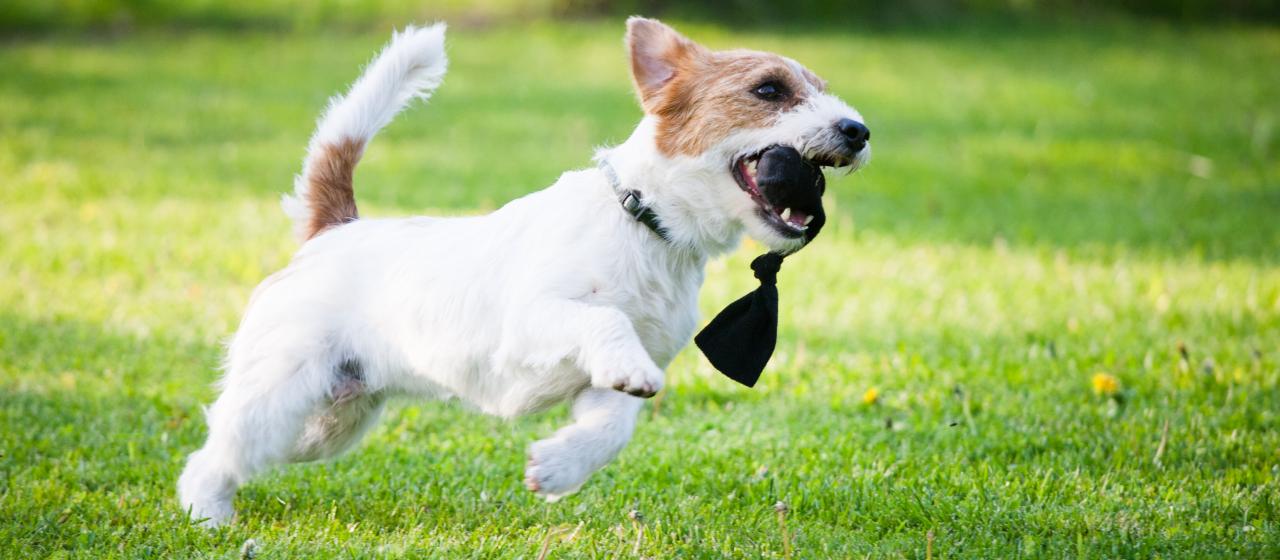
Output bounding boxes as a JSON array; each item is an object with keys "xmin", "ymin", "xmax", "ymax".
[{"xmin": 283, "ymin": 24, "xmax": 448, "ymax": 242}]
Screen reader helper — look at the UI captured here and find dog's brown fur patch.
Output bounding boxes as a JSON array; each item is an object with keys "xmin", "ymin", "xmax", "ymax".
[
  {"xmin": 303, "ymin": 137, "xmax": 364, "ymax": 240},
  {"xmin": 627, "ymin": 19, "xmax": 821, "ymax": 157},
  {"xmin": 652, "ymin": 50, "xmax": 813, "ymax": 156}
]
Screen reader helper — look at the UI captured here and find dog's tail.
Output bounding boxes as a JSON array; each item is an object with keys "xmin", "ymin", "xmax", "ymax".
[{"xmin": 282, "ymin": 24, "xmax": 448, "ymax": 242}]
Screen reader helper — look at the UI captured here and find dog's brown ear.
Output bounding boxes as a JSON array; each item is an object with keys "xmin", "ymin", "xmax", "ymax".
[{"xmin": 626, "ymin": 17, "xmax": 706, "ymax": 110}]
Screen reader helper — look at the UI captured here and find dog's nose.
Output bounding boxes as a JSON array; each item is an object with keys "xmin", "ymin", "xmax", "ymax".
[{"xmin": 836, "ymin": 119, "xmax": 870, "ymax": 151}]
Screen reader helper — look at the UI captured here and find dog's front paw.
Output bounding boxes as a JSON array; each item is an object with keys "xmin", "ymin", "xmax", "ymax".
[
  {"xmin": 524, "ymin": 438, "xmax": 591, "ymax": 501},
  {"xmin": 593, "ymin": 359, "xmax": 664, "ymax": 398}
]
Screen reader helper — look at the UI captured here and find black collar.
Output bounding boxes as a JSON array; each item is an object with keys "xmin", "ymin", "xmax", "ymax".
[{"xmin": 600, "ymin": 159, "xmax": 670, "ymax": 243}]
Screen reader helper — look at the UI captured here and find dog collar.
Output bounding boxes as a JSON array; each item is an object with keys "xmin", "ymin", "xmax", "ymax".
[{"xmin": 599, "ymin": 159, "xmax": 670, "ymax": 243}]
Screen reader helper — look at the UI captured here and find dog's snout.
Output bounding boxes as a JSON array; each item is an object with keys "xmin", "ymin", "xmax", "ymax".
[{"xmin": 835, "ymin": 119, "xmax": 870, "ymax": 152}]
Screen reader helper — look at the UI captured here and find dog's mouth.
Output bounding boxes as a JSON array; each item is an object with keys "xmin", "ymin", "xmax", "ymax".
[{"xmin": 732, "ymin": 145, "xmax": 829, "ymax": 240}]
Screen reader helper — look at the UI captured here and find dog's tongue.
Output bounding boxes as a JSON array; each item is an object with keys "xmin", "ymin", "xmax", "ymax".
[{"xmin": 755, "ymin": 146, "xmax": 826, "ymax": 244}]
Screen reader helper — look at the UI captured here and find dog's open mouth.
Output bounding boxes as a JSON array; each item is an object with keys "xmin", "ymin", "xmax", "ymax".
[{"xmin": 732, "ymin": 146, "xmax": 828, "ymax": 240}]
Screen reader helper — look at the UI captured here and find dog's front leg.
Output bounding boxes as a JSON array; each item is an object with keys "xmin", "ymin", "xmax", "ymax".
[
  {"xmin": 515, "ymin": 299, "xmax": 665, "ymax": 398},
  {"xmin": 525, "ymin": 387, "xmax": 644, "ymax": 500}
]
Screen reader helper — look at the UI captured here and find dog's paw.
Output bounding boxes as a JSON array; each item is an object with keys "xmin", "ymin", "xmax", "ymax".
[
  {"xmin": 524, "ymin": 438, "xmax": 591, "ymax": 501},
  {"xmin": 593, "ymin": 359, "xmax": 664, "ymax": 398},
  {"xmin": 178, "ymin": 450, "xmax": 239, "ymax": 528},
  {"xmin": 187, "ymin": 502, "xmax": 235, "ymax": 528},
  {"xmin": 178, "ymin": 485, "xmax": 235, "ymax": 528}
]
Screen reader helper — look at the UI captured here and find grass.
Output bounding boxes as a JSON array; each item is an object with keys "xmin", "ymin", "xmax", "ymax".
[{"xmin": 2, "ymin": 18, "xmax": 1279, "ymax": 558}]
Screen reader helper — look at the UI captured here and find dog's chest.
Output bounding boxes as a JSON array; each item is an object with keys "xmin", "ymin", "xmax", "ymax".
[{"xmin": 603, "ymin": 259, "xmax": 703, "ymax": 368}]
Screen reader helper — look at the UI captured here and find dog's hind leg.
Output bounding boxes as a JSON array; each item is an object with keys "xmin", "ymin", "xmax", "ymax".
[
  {"xmin": 178, "ymin": 355, "xmax": 338, "ymax": 527},
  {"xmin": 524, "ymin": 388, "xmax": 644, "ymax": 501}
]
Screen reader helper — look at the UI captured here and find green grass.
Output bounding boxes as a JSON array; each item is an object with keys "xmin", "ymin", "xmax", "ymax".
[{"xmin": 2, "ymin": 19, "xmax": 1279, "ymax": 558}]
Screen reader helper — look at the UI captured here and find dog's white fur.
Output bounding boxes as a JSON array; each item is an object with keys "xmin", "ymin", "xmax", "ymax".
[{"xmin": 179, "ymin": 20, "xmax": 867, "ymax": 527}]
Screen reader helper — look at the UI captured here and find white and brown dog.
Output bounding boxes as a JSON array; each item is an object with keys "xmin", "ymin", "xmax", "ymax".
[{"xmin": 179, "ymin": 17, "xmax": 869, "ymax": 526}]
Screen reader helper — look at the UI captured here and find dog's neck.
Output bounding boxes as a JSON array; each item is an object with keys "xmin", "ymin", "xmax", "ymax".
[{"xmin": 596, "ymin": 117, "xmax": 744, "ymax": 258}]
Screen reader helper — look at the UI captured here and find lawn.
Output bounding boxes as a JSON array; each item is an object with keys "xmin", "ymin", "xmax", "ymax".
[{"xmin": 2, "ymin": 18, "xmax": 1279, "ymax": 558}]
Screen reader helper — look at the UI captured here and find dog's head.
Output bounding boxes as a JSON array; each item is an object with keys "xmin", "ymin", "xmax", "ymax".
[{"xmin": 626, "ymin": 17, "xmax": 869, "ymax": 254}]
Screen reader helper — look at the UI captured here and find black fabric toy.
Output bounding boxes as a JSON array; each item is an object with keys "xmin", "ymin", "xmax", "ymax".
[{"xmin": 694, "ymin": 146, "xmax": 827, "ymax": 387}]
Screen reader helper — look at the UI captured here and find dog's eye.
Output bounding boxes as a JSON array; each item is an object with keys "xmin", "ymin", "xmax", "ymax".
[{"xmin": 753, "ymin": 81, "xmax": 787, "ymax": 102}]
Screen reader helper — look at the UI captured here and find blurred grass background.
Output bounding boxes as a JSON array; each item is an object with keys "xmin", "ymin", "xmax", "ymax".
[{"xmin": 1, "ymin": 1, "xmax": 1278, "ymax": 558}]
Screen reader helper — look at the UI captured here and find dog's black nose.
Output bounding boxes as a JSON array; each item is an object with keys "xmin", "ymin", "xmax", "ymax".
[{"xmin": 836, "ymin": 119, "xmax": 870, "ymax": 151}]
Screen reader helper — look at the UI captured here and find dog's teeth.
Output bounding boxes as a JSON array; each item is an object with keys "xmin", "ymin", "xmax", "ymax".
[
  {"xmin": 780, "ymin": 208, "xmax": 791, "ymax": 221},
  {"xmin": 803, "ymin": 214, "xmax": 815, "ymax": 225}
]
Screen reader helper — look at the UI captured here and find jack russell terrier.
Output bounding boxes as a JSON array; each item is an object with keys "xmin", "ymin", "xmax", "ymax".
[{"xmin": 179, "ymin": 17, "xmax": 869, "ymax": 527}]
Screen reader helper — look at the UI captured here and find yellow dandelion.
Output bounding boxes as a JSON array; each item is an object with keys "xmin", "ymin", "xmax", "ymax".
[
  {"xmin": 1091, "ymin": 372, "xmax": 1119, "ymax": 396},
  {"xmin": 862, "ymin": 387, "xmax": 879, "ymax": 405}
]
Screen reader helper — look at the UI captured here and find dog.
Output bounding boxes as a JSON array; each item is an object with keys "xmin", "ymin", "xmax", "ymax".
[{"xmin": 178, "ymin": 17, "xmax": 869, "ymax": 527}]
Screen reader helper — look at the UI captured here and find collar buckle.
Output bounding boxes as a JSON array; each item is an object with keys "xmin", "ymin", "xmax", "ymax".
[
  {"xmin": 619, "ymin": 191, "xmax": 643, "ymax": 214},
  {"xmin": 600, "ymin": 159, "xmax": 670, "ymax": 243}
]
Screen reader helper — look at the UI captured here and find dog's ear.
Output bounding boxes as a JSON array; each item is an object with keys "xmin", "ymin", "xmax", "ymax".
[{"xmin": 626, "ymin": 17, "xmax": 706, "ymax": 110}]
